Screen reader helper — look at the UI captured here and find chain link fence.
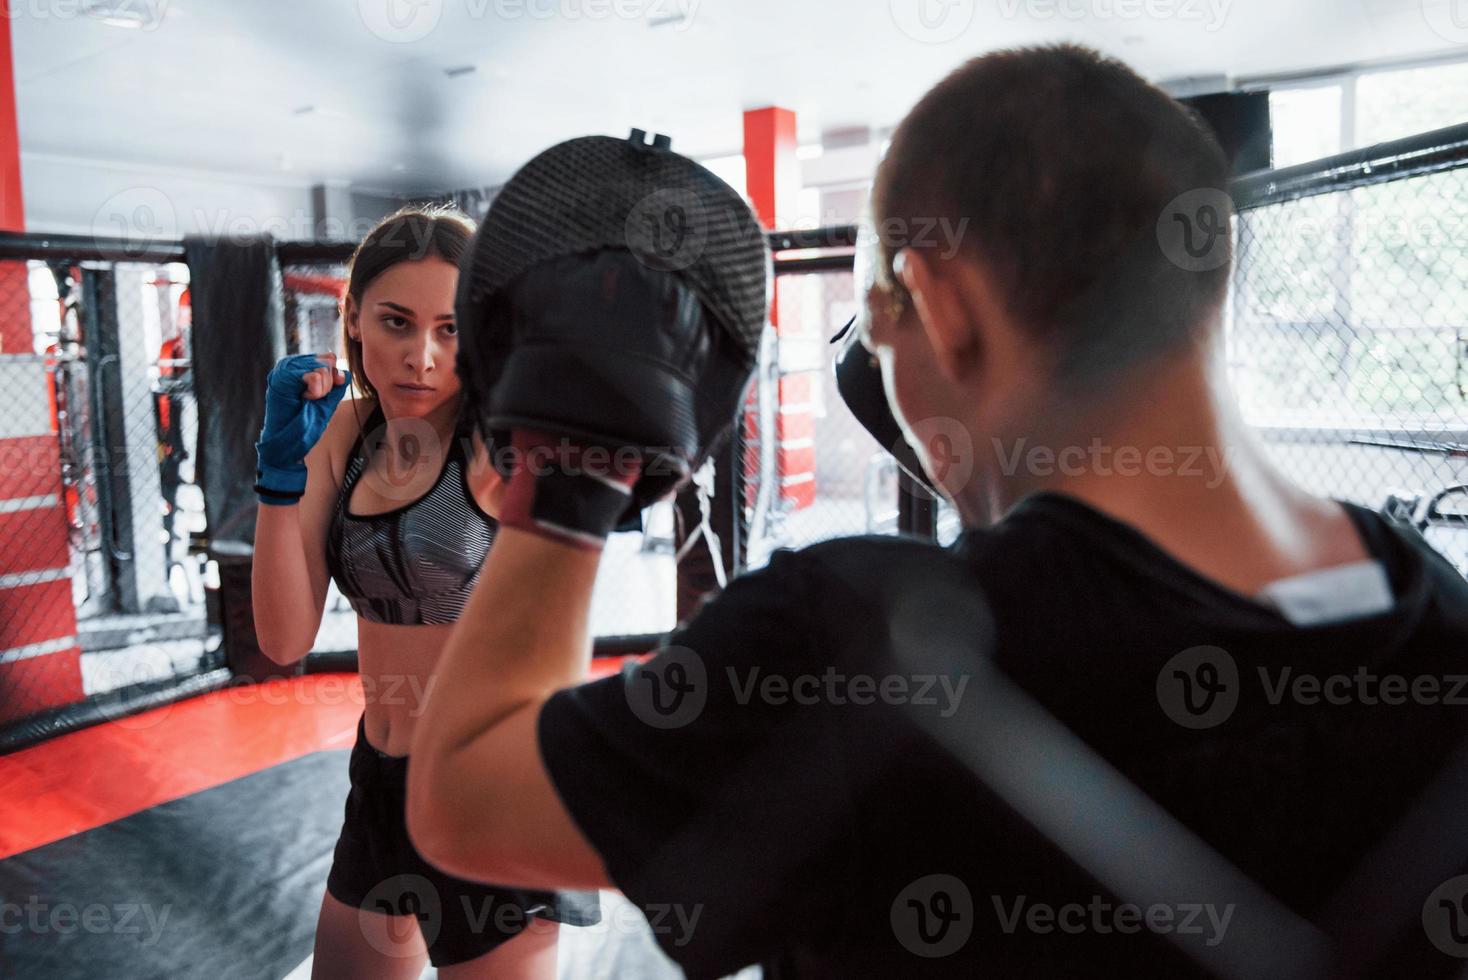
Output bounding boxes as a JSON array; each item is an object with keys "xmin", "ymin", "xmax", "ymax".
[
  {"xmin": 739, "ymin": 266, "xmax": 909, "ymax": 571},
  {"xmin": 1230, "ymin": 128, "xmax": 1468, "ymax": 576},
  {"xmin": 0, "ymin": 254, "xmax": 225, "ymax": 746}
]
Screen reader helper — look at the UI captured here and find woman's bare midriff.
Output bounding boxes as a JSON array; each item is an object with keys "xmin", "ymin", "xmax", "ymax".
[{"xmin": 356, "ymin": 617, "xmax": 456, "ymax": 758}]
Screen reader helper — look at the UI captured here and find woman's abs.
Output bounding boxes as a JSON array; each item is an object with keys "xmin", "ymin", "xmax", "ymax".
[{"xmin": 355, "ymin": 618, "xmax": 454, "ymax": 757}]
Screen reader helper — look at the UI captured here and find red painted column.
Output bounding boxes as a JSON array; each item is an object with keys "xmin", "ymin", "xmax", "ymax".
[
  {"xmin": 743, "ymin": 107, "xmax": 816, "ymax": 510},
  {"xmin": 0, "ymin": 0, "xmax": 22, "ymax": 234},
  {"xmin": 0, "ymin": 2, "xmax": 26, "ymax": 356},
  {"xmin": 0, "ymin": 2, "xmax": 82, "ymax": 726}
]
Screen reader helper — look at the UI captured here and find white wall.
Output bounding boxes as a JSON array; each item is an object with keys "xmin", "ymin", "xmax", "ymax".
[{"xmin": 22, "ymin": 151, "xmax": 318, "ymax": 240}]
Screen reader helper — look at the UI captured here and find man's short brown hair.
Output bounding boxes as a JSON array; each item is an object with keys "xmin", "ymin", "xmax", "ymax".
[{"xmin": 873, "ymin": 44, "xmax": 1233, "ymax": 385}]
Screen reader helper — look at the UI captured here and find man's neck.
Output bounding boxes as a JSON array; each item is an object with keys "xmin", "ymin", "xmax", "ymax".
[{"xmin": 963, "ymin": 357, "xmax": 1370, "ymax": 594}]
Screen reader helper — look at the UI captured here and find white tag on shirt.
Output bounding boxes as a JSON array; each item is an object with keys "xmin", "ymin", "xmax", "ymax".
[{"xmin": 1256, "ymin": 561, "xmax": 1394, "ymax": 627}]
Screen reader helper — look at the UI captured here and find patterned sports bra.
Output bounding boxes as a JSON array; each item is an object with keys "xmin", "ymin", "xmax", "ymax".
[{"xmin": 325, "ymin": 404, "xmax": 497, "ymax": 625}]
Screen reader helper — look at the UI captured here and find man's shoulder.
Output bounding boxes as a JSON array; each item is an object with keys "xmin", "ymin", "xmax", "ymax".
[
  {"xmin": 754, "ymin": 534, "xmax": 979, "ymax": 599},
  {"xmin": 760, "ymin": 536, "xmax": 995, "ymax": 664}
]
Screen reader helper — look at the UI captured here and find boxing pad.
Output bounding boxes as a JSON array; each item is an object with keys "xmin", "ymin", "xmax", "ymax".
[
  {"xmin": 456, "ymin": 131, "xmax": 771, "ymax": 523},
  {"xmin": 832, "ymin": 218, "xmax": 940, "ymax": 498},
  {"xmin": 833, "ymin": 323, "xmax": 936, "ymax": 497}
]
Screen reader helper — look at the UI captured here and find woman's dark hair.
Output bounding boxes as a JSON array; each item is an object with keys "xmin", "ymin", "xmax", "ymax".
[{"xmin": 341, "ymin": 204, "xmax": 475, "ymax": 402}]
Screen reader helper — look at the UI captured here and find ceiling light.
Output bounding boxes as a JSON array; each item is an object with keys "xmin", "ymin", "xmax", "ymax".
[
  {"xmin": 444, "ymin": 65, "xmax": 477, "ymax": 78},
  {"xmin": 647, "ymin": 1, "xmax": 690, "ymax": 28},
  {"xmin": 82, "ymin": 1, "xmax": 147, "ymax": 28}
]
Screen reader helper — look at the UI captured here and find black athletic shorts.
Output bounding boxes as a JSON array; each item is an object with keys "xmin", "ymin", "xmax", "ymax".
[{"xmin": 325, "ymin": 715, "xmax": 601, "ymax": 967}]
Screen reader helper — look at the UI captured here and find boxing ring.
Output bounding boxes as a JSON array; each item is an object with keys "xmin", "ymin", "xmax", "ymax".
[{"xmin": 2, "ymin": 117, "xmax": 1468, "ymax": 977}]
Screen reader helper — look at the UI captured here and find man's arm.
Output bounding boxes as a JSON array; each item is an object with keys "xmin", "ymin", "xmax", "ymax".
[{"xmin": 406, "ymin": 525, "xmax": 612, "ymax": 890}]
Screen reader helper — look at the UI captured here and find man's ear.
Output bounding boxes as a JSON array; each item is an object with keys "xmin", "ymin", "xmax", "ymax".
[{"xmin": 894, "ymin": 249, "xmax": 980, "ymax": 384}]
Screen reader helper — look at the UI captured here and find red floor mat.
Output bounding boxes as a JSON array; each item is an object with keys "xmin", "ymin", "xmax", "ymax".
[
  {"xmin": 0, "ymin": 656, "xmax": 641, "ymax": 859},
  {"xmin": 0, "ymin": 673, "xmax": 363, "ymax": 858}
]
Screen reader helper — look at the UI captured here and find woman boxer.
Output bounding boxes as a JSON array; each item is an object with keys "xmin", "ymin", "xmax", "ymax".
[{"xmin": 251, "ymin": 205, "xmax": 598, "ymax": 980}]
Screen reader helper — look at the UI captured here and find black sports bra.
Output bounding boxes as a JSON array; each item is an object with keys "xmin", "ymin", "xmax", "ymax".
[{"xmin": 325, "ymin": 404, "xmax": 497, "ymax": 625}]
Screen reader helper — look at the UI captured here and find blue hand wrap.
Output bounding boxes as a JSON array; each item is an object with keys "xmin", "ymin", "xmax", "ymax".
[{"xmin": 254, "ymin": 354, "xmax": 351, "ymax": 504}]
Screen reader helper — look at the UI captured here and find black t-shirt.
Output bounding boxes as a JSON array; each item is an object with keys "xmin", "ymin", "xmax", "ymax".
[{"xmin": 538, "ymin": 493, "xmax": 1468, "ymax": 978}]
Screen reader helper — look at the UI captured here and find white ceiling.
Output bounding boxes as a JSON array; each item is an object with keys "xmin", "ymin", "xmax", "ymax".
[{"xmin": 15, "ymin": 0, "xmax": 1468, "ymax": 195}]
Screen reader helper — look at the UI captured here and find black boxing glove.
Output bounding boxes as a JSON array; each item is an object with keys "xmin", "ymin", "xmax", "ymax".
[
  {"xmin": 462, "ymin": 250, "xmax": 717, "ymax": 547},
  {"xmin": 454, "ymin": 132, "xmax": 771, "ymax": 547}
]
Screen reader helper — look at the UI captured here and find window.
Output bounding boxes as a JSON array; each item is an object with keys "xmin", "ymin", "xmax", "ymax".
[
  {"xmin": 1269, "ymin": 84, "xmax": 1344, "ymax": 168},
  {"xmin": 1357, "ymin": 61, "xmax": 1468, "ymax": 146}
]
